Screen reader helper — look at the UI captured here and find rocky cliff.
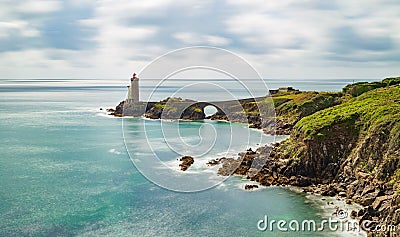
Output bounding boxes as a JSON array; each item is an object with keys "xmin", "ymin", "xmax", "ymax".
[{"xmin": 218, "ymin": 77, "xmax": 400, "ymax": 236}]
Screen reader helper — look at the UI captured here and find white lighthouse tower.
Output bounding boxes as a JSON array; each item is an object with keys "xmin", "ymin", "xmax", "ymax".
[{"xmin": 127, "ymin": 73, "xmax": 139, "ymax": 103}]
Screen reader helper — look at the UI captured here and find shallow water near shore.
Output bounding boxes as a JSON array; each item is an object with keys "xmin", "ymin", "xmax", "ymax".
[{"xmin": 0, "ymin": 79, "xmax": 369, "ymax": 236}]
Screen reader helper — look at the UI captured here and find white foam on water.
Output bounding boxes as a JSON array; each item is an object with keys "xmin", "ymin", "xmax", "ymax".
[
  {"xmin": 108, "ymin": 148, "xmax": 122, "ymax": 155},
  {"xmin": 96, "ymin": 112, "xmax": 116, "ymax": 118}
]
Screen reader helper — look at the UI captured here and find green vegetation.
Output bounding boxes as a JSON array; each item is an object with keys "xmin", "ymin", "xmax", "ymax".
[
  {"xmin": 147, "ymin": 97, "xmax": 205, "ymax": 119},
  {"xmin": 222, "ymin": 90, "xmax": 346, "ymax": 128},
  {"xmin": 342, "ymin": 77, "xmax": 400, "ymax": 97},
  {"xmin": 382, "ymin": 77, "xmax": 400, "ymax": 86},
  {"xmin": 285, "ymin": 78, "xmax": 400, "ymax": 185},
  {"xmin": 295, "ymin": 86, "xmax": 400, "ymax": 140},
  {"xmin": 154, "ymin": 103, "xmax": 166, "ymax": 109},
  {"xmin": 192, "ymin": 107, "xmax": 203, "ymax": 113},
  {"xmin": 272, "ymin": 92, "xmax": 343, "ymax": 125}
]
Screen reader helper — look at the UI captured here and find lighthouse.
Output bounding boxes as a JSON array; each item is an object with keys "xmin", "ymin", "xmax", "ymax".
[{"xmin": 127, "ymin": 73, "xmax": 139, "ymax": 103}]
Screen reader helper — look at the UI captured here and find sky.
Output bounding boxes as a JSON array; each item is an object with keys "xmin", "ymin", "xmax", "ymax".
[{"xmin": 0, "ymin": 0, "xmax": 399, "ymax": 79}]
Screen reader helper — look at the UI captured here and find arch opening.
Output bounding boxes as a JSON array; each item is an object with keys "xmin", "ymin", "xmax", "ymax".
[{"xmin": 204, "ymin": 105, "xmax": 219, "ymax": 117}]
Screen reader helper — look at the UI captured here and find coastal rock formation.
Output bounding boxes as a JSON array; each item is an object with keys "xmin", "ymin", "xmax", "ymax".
[
  {"xmin": 217, "ymin": 145, "xmax": 314, "ymax": 187},
  {"xmin": 109, "ymin": 98, "xmax": 206, "ymax": 120},
  {"xmin": 112, "ymin": 85, "xmax": 342, "ymax": 133},
  {"xmin": 144, "ymin": 98, "xmax": 206, "ymax": 120},
  {"xmin": 179, "ymin": 156, "xmax": 194, "ymax": 171},
  {"xmin": 244, "ymin": 184, "xmax": 259, "ymax": 190},
  {"xmin": 107, "ymin": 101, "xmax": 124, "ymax": 117},
  {"xmin": 206, "ymin": 157, "xmax": 228, "ymax": 166},
  {"xmin": 217, "ymin": 78, "xmax": 400, "ymax": 237},
  {"xmin": 217, "ymin": 148, "xmax": 260, "ymax": 176}
]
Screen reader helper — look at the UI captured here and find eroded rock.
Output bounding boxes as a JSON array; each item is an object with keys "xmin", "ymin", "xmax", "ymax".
[{"xmin": 179, "ymin": 156, "xmax": 194, "ymax": 171}]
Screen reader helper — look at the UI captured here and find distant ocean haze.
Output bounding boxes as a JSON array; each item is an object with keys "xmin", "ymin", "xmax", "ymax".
[{"xmin": 0, "ymin": 78, "xmax": 377, "ymax": 102}]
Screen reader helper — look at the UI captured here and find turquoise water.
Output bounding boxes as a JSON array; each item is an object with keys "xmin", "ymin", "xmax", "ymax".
[{"xmin": 0, "ymin": 79, "xmax": 363, "ymax": 236}]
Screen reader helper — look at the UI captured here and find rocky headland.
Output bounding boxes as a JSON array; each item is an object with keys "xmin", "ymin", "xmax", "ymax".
[{"xmin": 216, "ymin": 77, "xmax": 400, "ymax": 236}]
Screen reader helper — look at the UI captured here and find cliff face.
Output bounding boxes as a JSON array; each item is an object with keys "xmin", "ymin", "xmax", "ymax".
[
  {"xmin": 279, "ymin": 86, "xmax": 400, "ymax": 236},
  {"xmin": 288, "ymin": 86, "xmax": 400, "ymax": 182},
  {"xmin": 233, "ymin": 83, "xmax": 400, "ymax": 236},
  {"xmin": 217, "ymin": 78, "xmax": 400, "ymax": 236}
]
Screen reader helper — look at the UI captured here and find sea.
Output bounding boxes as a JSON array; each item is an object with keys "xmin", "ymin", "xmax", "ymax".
[{"xmin": 0, "ymin": 78, "xmax": 374, "ymax": 236}]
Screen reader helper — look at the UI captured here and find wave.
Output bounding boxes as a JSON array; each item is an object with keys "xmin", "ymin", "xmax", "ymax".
[
  {"xmin": 108, "ymin": 148, "xmax": 122, "ymax": 155},
  {"xmin": 95, "ymin": 112, "xmax": 117, "ymax": 118}
]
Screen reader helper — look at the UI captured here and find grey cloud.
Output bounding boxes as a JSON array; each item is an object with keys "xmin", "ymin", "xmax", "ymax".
[
  {"xmin": 0, "ymin": 2, "xmax": 97, "ymax": 53},
  {"xmin": 326, "ymin": 51, "xmax": 400, "ymax": 63},
  {"xmin": 330, "ymin": 26, "xmax": 394, "ymax": 53},
  {"xmin": 118, "ymin": 2, "xmax": 240, "ymax": 49},
  {"xmin": 292, "ymin": 0, "xmax": 339, "ymax": 11}
]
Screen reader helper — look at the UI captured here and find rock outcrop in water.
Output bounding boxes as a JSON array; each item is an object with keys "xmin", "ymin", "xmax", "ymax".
[
  {"xmin": 244, "ymin": 184, "xmax": 258, "ymax": 190},
  {"xmin": 107, "ymin": 101, "xmax": 124, "ymax": 117},
  {"xmin": 179, "ymin": 156, "xmax": 194, "ymax": 171},
  {"xmin": 110, "ymin": 97, "xmax": 206, "ymax": 120}
]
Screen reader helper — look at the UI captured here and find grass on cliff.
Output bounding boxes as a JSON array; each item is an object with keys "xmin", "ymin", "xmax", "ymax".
[
  {"xmin": 271, "ymin": 92, "xmax": 343, "ymax": 125},
  {"xmin": 295, "ymin": 86, "xmax": 400, "ymax": 140},
  {"xmin": 225, "ymin": 91, "xmax": 344, "ymax": 124},
  {"xmin": 342, "ymin": 77, "xmax": 400, "ymax": 97}
]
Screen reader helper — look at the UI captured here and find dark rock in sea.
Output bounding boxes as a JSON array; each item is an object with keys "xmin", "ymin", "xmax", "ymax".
[
  {"xmin": 206, "ymin": 158, "xmax": 228, "ymax": 166},
  {"xmin": 108, "ymin": 101, "xmax": 124, "ymax": 117},
  {"xmin": 350, "ymin": 210, "xmax": 357, "ymax": 219},
  {"xmin": 179, "ymin": 156, "xmax": 194, "ymax": 171},
  {"xmin": 244, "ymin": 184, "xmax": 259, "ymax": 190},
  {"xmin": 206, "ymin": 159, "xmax": 219, "ymax": 166},
  {"xmin": 217, "ymin": 158, "xmax": 240, "ymax": 176}
]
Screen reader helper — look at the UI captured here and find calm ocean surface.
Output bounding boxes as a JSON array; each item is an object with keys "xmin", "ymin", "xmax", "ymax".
[{"xmin": 0, "ymin": 78, "xmax": 373, "ymax": 236}]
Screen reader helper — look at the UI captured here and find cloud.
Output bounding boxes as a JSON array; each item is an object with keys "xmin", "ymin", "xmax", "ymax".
[
  {"xmin": 0, "ymin": 0, "xmax": 399, "ymax": 79},
  {"xmin": 331, "ymin": 26, "xmax": 394, "ymax": 53},
  {"xmin": 223, "ymin": 0, "xmax": 400, "ymax": 72},
  {"xmin": 15, "ymin": 0, "xmax": 62, "ymax": 14},
  {"xmin": 0, "ymin": 21, "xmax": 40, "ymax": 38},
  {"xmin": 174, "ymin": 32, "xmax": 231, "ymax": 46},
  {"xmin": 225, "ymin": 12, "xmax": 310, "ymax": 51},
  {"xmin": 0, "ymin": 0, "xmax": 96, "ymax": 52}
]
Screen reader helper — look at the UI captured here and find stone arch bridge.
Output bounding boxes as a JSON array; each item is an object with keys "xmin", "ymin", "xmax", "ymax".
[{"xmin": 120, "ymin": 96, "xmax": 274, "ymax": 129}]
